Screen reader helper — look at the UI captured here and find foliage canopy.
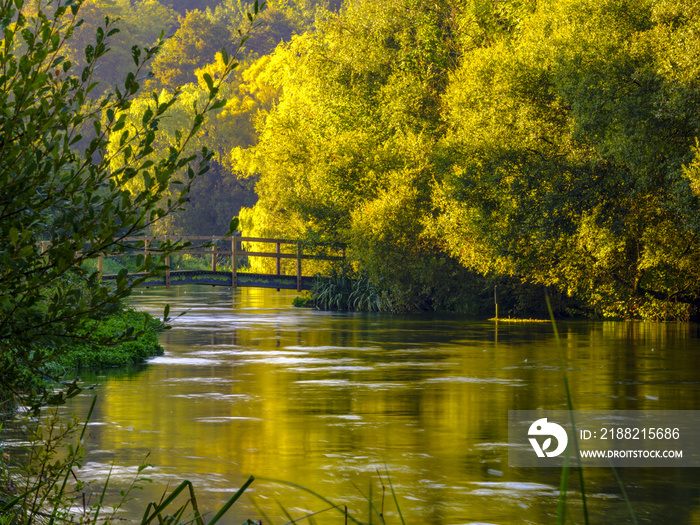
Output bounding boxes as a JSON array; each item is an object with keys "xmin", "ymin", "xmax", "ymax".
[
  {"xmin": 0, "ymin": 0, "xmax": 251, "ymax": 409},
  {"xmin": 236, "ymin": 0, "xmax": 700, "ymax": 318}
]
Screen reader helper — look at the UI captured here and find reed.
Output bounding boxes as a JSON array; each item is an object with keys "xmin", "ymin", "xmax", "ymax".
[
  {"xmin": 547, "ymin": 296, "xmax": 638, "ymax": 525},
  {"xmin": 0, "ymin": 397, "xmax": 256, "ymax": 525},
  {"xmin": 254, "ymin": 467, "xmax": 407, "ymax": 525}
]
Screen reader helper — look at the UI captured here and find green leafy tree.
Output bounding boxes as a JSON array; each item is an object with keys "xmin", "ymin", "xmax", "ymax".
[
  {"xmin": 234, "ymin": 0, "xmax": 482, "ymax": 311},
  {"xmin": 150, "ymin": 9, "xmax": 232, "ymax": 89},
  {"xmin": 435, "ymin": 0, "xmax": 700, "ymax": 319},
  {"xmin": 61, "ymin": 0, "xmax": 178, "ymax": 94},
  {"xmin": 0, "ymin": 0, "xmax": 254, "ymax": 409},
  {"xmin": 111, "ymin": 57, "xmax": 265, "ymax": 235}
]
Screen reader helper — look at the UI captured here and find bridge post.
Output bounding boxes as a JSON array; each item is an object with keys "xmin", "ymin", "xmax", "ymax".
[
  {"xmin": 296, "ymin": 242, "xmax": 302, "ymax": 292},
  {"xmin": 211, "ymin": 237, "xmax": 217, "ymax": 272},
  {"xmin": 276, "ymin": 242, "xmax": 281, "ymax": 291},
  {"xmin": 231, "ymin": 237, "xmax": 237, "ymax": 288},
  {"xmin": 98, "ymin": 254, "xmax": 103, "ymax": 276}
]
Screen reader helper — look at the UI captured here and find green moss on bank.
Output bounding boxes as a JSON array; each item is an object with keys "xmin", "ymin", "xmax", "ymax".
[{"xmin": 56, "ymin": 309, "xmax": 164, "ymax": 370}]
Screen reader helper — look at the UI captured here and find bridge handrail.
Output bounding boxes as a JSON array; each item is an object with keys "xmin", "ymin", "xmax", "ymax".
[
  {"xmin": 84, "ymin": 235, "xmax": 345, "ymax": 291},
  {"xmin": 118, "ymin": 235, "xmax": 345, "ymax": 246}
]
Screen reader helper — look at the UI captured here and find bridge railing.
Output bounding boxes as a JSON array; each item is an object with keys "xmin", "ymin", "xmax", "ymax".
[{"xmin": 96, "ymin": 236, "xmax": 345, "ymax": 291}]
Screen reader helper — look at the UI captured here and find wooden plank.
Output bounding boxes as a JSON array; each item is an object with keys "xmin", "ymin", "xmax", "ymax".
[
  {"xmin": 119, "ymin": 235, "xmax": 346, "ymax": 248},
  {"xmin": 243, "ymin": 251, "xmax": 298, "ymax": 259},
  {"xmin": 101, "ymin": 249, "xmax": 343, "ymax": 260},
  {"xmin": 239, "ymin": 236, "xmax": 295, "ymax": 244},
  {"xmin": 102, "ymin": 270, "xmax": 317, "ymax": 290},
  {"xmin": 240, "ymin": 251, "xmax": 343, "ymax": 260}
]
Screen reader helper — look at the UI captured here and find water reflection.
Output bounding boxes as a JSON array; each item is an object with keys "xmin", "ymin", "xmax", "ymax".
[{"xmin": 54, "ymin": 286, "xmax": 700, "ymax": 524}]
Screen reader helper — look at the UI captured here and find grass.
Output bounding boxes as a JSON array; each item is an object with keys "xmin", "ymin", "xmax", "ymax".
[
  {"xmin": 547, "ymin": 296, "xmax": 639, "ymax": 525},
  {"xmin": 252, "ymin": 467, "xmax": 406, "ymax": 525},
  {"xmin": 0, "ymin": 398, "xmax": 258, "ymax": 525}
]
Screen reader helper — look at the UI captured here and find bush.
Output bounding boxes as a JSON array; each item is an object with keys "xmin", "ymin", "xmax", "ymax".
[{"xmin": 56, "ymin": 309, "xmax": 164, "ymax": 370}]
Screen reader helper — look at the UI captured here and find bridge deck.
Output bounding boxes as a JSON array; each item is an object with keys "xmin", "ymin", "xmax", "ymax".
[{"xmin": 102, "ymin": 270, "xmax": 315, "ymax": 290}]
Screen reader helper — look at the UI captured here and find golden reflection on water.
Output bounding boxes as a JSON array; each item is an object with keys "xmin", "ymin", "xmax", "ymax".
[{"xmin": 61, "ymin": 286, "xmax": 700, "ymax": 524}]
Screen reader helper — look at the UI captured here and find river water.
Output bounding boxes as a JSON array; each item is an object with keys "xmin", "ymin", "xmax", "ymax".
[{"xmin": 57, "ymin": 285, "xmax": 700, "ymax": 524}]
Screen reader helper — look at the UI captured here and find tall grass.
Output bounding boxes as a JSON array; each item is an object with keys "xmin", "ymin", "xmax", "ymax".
[
  {"xmin": 0, "ymin": 397, "xmax": 256, "ymax": 525},
  {"xmin": 311, "ymin": 268, "xmax": 389, "ymax": 312},
  {"xmin": 253, "ymin": 467, "xmax": 406, "ymax": 525},
  {"xmin": 547, "ymin": 296, "xmax": 638, "ymax": 525}
]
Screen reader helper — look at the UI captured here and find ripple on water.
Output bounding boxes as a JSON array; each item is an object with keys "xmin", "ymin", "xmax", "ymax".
[
  {"xmin": 284, "ymin": 345, "xmax": 379, "ymax": 352},
  {"xmin": 466, "ymin": 481, "xmax": 559, "ymax": 498},
  {"xmin": 232, "ymin": 350, "xmax": 308, "ymax": 356},
  {"xmin": 193, "ymin": 416, "xmax": 264, "ymax": 423},
  {"xmin": 168, "ymin": 393, "xmax": 250, "ymax": 400},
  {"xmin": 244, "ymin": 356, "xmax": 355, "ymax": 366},
  {"xmin": 158, "ymin": 377, "xmax": 236, "ymax": 384},
  {"xmin": 294, "ymin": 379, "xmax": 352, "ymax": 386},
  {"xmin": 188, "ymin": 349, "xmax": 243, "ymax": 356},
  {"xmin": 423, "ymin": 376, "xmax": 526, "ymax": 387},
  {"xmin": 147, "ymin": 356, "xmax": 224, "ymax": 366}
]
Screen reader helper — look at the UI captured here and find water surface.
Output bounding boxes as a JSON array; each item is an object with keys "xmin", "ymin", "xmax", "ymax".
[{"xmin": 55, "ymin": 286, "xmax": 700, "ymax": 523}]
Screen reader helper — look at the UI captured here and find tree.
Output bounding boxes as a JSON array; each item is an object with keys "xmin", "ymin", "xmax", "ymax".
[
  {"xmin": 0, "ymin": 0, "xmax": 255, "ymax": 409},
  {"xmin": 111, "ymin": 54, "xmax": 268, "ymax": 236},
  {"xmin": 435, "ymin": 0, "xmax": 700, "ymax": 319},
  {"xmin": 150, "ymin": 10, "xmax": 232, "ymax": 89},
  {"xmin": 61, "ymin": 0, "xmax": 179, "ymax": 94},
  {"xmin": 234, "ymin": 0, "xmax": 482, "ymax": 311}
]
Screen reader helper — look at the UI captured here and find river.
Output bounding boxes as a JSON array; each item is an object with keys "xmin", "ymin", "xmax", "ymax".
[{"xmin": 55, "ymin": 285, "xmax": 700, "ymax": 523}]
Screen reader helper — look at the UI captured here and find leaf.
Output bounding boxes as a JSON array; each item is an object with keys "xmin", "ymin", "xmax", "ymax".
[{"xmin": 202, "ymin": 72, "xmax": 214, "ymax": 93}]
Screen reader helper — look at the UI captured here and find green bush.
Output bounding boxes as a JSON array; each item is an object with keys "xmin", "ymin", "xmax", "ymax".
[{"xmin": 55, "ymin": 309, "xmax": 163, "ymax": 370}]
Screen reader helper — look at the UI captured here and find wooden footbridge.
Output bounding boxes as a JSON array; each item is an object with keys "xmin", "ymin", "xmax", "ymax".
[{"xmin": 97, "ymin": 236, "xmax": 344, "ymax": 291}]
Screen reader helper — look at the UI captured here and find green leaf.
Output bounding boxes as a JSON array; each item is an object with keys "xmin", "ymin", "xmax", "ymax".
[{"xmin": 202, "ymin": 72, "xmax": 214, "ymax": 93}]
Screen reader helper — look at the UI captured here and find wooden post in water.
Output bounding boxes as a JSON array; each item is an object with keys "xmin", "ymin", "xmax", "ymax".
[
  {"xmin": 296, "ymin": 242, "xmax": 302, "ymax": 292},
  {"xmin": 494, "ymin": 285, "xmax": 498, "ymax": 320},
  {"xmin": 211, "ymin": 237, "xmax": 217, "ymax": 272},
  {"xmin": 276, "ymin": 241, "xmax": 281, "ymax": 291},
  {"xmin": 231, "ymin": 236, "xmax": 238, "ymax": 288}
]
